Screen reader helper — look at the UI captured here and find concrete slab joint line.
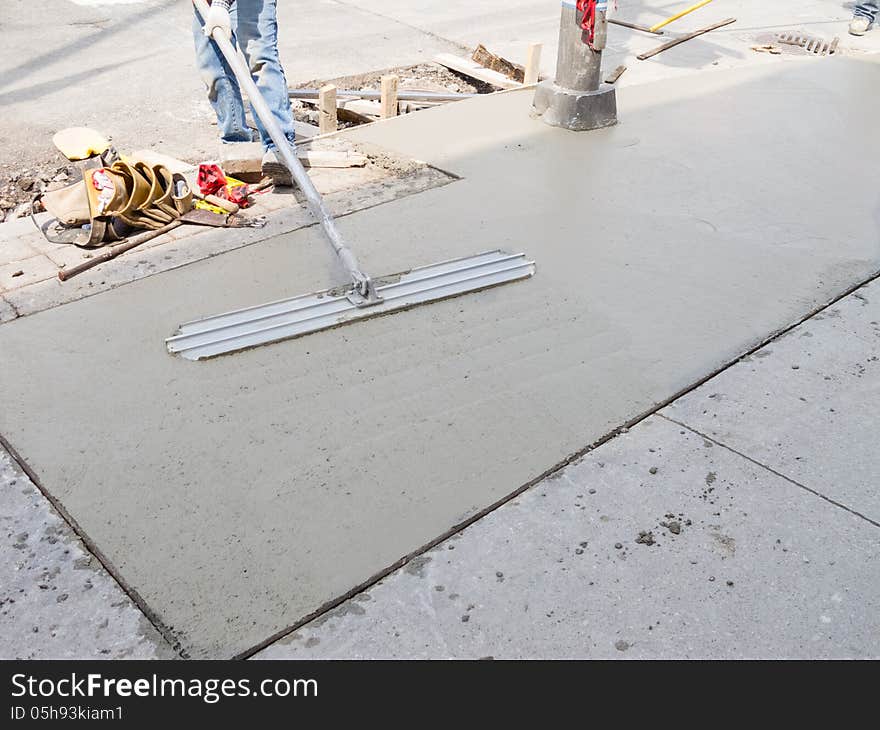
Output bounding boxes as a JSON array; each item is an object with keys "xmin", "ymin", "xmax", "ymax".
[
  {"xmin": 251, "ymin": 272, "xmax": 880, "ymax": 657},
  {"xmin": 660, "ymin": 272, "xmax": 880, "ymax": 528},
  {"xmin": 0, "ymin": 447, "xmax": 176, "ymax": 660},
  {"xmin": 659, "ymin": 415, "xmax": 880, "ymax": 530},
  {"xmin": 1, "ymin": 59, "xmax": 879, "ymax": 658},
  {"xmin": 255, "ymin": 414, "xmax": 880, "ymax": 659}
]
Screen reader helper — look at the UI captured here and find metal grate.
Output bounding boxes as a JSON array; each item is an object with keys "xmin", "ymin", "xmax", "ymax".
[{"xmin": 776, "ymin": 32, "xmax": 839, "ymax": 55}]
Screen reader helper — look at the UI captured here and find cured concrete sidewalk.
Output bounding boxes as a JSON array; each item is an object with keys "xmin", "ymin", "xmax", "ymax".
[{"xmin": 257, "ymin": 278, "xmax": 880, "ymax": 660}]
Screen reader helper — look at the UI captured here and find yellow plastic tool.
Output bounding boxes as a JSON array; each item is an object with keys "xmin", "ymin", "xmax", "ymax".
[
  {"xmin": 52, "ymin": 127, "xmax": 110, "ymax": 161},
  {"xmin": 194, "ymin": 199, "xmax": 231, "ymax": 216},
  {"xmin": 649, "ymin": 0, "xmax": 715, "ymax": 33}
]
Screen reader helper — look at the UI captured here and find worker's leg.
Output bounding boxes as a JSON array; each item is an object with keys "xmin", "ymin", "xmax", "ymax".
[
  {"xmin": 234, "ymin": 0, "xmax": 296, "ymax": 151},
  {"xmin": 192, "ymin": 5, "xmax": 254, "ymax": 143}
]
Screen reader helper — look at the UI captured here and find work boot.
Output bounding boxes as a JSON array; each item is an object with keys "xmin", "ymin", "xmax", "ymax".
[
  {"xmin": 850, "ymin": 16, "xmax": 871, "ymax": 36},
  {"xmin": 261, "ymin": 150, "xmax": 293, "ymax": 187}
]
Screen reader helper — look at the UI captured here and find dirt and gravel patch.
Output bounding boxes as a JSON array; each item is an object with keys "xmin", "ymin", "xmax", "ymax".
[
  {"xmin": 0, "ymin": 158, "xmax": 72, "ymax": 224},
  {"xmin": 300, "ymin": 62, "xmax": 497, "ymax": 98},
  {"xmin": 293, "ymin": 62, "xmax": 498, "ymax": 130}
]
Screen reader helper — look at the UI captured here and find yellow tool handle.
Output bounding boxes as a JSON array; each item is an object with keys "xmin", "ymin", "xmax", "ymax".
[
  {"xmin": 650, "ymin": 0, "xmax": 715, "ymax": 33},
  {"xmin": 193, "ymin": 190, "xmax": 240, "ymax": 214},
  {"xmin": 204, "ymin": 194, "xmax": 240, "ymax": 214}
]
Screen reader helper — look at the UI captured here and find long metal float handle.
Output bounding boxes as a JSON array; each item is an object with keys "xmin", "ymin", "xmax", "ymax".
[{"xmin": 191, "ymin": 0, "xmax": 379, "ymax": 303}]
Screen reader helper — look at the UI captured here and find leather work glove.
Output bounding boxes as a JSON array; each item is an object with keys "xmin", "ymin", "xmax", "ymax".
[{"xmin": 203, "ymin": 2, "xmax": 232, "ymax": 39}]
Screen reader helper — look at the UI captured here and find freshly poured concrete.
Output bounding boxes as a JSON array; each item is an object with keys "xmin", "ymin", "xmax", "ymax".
[
  {"xmin": 1, "ymin": 59, "xmax": 878, "ymax": 658},
  {"xmin": 256, "ymin": 280, "xmax": 880, "ymax": 659}
]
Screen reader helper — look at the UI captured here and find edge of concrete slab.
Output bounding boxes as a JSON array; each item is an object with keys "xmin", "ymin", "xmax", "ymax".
[
  {"xmin": 0, "ymin": 162, "xmax": 458, "ymax": 659},
  {"xmin": 239, "ymin": 268, "xmax": 880, "ymax": 659},
  {"xmin": 255, "ymin": 414, "xmax": 880, "ymax": 659},
  {"xmin": 0, "ymin": 434, "xmax": 184, "ymax": 658}
]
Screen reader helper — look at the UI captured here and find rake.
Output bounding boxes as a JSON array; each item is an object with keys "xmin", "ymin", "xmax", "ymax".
[{"xmin": 168, "ymin": 1, "xmax": 535, "ymax": 361}]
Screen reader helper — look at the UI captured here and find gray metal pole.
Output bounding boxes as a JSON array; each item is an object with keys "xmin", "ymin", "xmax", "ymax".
[
  {"xmin": 192, "ymin": 0, "xmax": 379, "ymax": 302},
  {"xmin": 533, "ymin": 1, "xmax": 617, "ymax": 131}
]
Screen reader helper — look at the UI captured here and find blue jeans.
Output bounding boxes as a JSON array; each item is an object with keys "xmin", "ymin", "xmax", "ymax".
[
  {"xmin": 193, "ymin": 0, "xmax": 295, "ymax": 150},
  {"xmin": 855, "ymin": 2, "xmax": 878, "ymax": 20}
]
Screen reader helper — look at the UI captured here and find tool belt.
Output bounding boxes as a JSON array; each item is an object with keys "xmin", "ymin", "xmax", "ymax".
[{"xmin": 35, "ymin": 155, "xmax": 193, "ymax": 248}]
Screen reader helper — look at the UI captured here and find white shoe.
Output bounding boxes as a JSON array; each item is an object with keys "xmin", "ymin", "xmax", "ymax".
[
  {"xmin": 850, "ymin": 16, "xmax": 871, "ymax": 36},
  {"xmin": 261, "ymin": 150, "xmax": 293, "ymax": 187}
]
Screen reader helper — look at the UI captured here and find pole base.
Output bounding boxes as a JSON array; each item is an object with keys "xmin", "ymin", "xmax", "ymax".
[{"xmin": 532, "ymin": 80, "xmax": 618, "ymax": 131}]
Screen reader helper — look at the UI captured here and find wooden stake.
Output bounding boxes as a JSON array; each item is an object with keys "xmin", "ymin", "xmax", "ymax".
[
  {"xmin": 380, "ymin": 75, "xmax": 399, "ymax": 119},
  {"xmin": 604, "ymin": 64, "xmax": 627, "ymax": 84},
  {"xmin": 318, "ymin": 84, "xmax": 338, "ymax": 134},
  {"xmin": 524, "ymin": 42, "xmax": 542, "ymax": 85}
]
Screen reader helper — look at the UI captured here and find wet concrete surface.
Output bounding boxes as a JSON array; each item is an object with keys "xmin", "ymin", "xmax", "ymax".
[
  {"xmin": 0, "ymin": 59, "xmax": 878, "ymax": 658},
  {"xmin": 256, "ymin": 284, "xmax": 880, "ymax": 659}
]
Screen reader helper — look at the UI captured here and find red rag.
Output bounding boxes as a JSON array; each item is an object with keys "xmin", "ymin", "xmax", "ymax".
[
  {"xmin": 197, "ymin": 163, "xmax": 227, "ymax": 197},
  {"xmin": 225, "ymin": 185, "xmax": 250, "ymax": 207},
  {"xmin": 197, "ymin": 163, "xmax": 251, "ymax": 208},
  {"xmin": 576, "ymin": 0, "xmax": 598, "ymax": 46}
]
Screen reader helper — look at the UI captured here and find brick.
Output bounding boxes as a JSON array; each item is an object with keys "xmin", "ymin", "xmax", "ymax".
[{"xmin": 219, "ymin": 141, "xmax": 263, "ymax": 179}]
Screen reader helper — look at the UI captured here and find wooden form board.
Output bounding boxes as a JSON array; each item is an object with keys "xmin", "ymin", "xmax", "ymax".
[
  {"xmin": 608, "ymin": 18, "xmax": 664, "ymax": 35},
  {"xmin": 604, "ymin": 65, "xmax": 627, "ymax": 84},
  {"xmin": 433, "ymin": 53, "xmax": 522, "ymax": 90},
  {"xmin": 637, "ymin": 17, "xmax": 736, "ymax": 60},
  {"xmin": 338, "ymin": 99, "xmax": 382, "ymax": 118},
  {"xmin": 472, "ymin": 44, "xmax": 525, "ymax": 83},
  {"xmin": 298, "ymin": 150, "xmax": 367, "ymax": 168}
]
